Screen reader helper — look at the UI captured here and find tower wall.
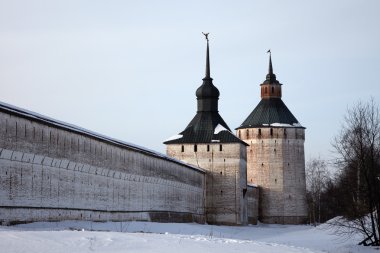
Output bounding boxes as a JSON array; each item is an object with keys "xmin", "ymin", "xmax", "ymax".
[
  {"xmin": 166, "ymin": 143, "xmax": 248, "ymax": 225},
  {"xmin": 237, "ymin": 127, "xmax": 307, "ymax": 224}
]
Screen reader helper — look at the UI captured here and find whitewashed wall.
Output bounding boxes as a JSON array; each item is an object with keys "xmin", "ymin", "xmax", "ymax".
[
  {"xmin": 238, "ymin": 127, "xmax": 307, "ymax": 224},
  {"xmin": 166, "ymin": 143, "xmax": 249, "ymax": 225},
  {"xmin": 0, "ymin": 107, "xmax": 205, "ymax": 225}
]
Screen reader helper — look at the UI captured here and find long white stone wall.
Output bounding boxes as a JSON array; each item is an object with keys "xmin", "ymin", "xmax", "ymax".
[{"xmin": 0, "ymin": 107, "xmax": 205, "ymax": 225}]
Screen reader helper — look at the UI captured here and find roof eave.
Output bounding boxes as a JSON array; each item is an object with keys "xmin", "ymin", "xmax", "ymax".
[{"xmin": 236, "ymin": 125, "xmax": 306, "ymax": 130}]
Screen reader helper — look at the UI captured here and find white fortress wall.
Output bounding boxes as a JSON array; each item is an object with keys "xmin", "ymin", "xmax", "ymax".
[{"xmin": 0, "ymin": 106, "xmax": 205, "ymax": 224}]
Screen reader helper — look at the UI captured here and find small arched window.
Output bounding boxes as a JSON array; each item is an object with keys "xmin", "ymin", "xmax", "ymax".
[
  {"xmin": 194, "ymin": 144, "xmax": 197, "ymax": 152},
  {"xmin": 258, "ymin": 129, "xmax": 262, "ymax": 135},
  {"xmin": 270, "ymin": 128, "xmax": 273, "ymax": 136},
  {"xmin": 272, "ymin": 87, "xmax": 274, "ymax": 94},
  {"xmin": 246, "ymin": 129, "xmax": 249, "ymax": 138},
  {"xmin": 264, "ymin": 87, "xmax": 267, "ymax": 94},
  {"xmin": 181, "ymin": 145, "xmax": 184, "ymax": 152}
]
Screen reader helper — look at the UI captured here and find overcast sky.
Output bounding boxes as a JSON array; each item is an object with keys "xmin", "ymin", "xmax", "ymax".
[{"xmin": 1, "ymin": 0, "xmax": 379, "ymax": 163}]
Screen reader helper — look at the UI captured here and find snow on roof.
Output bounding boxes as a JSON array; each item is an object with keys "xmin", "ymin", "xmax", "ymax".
[
  {"xmin": 292, "ymin": 123, "xmax": 303, "ymax": 127},
  {"xmin": 264, "ymin": 122, "xmax": 304, "ymax": 128},
  {"xmin": 0, "ymin": 101, "xmax": 205, "ymax": 173},
  {"xmin": 214, "ymin": 124, "xmax": 229, "ymax": 134},
  {"xmin": 164, "ymin": 134, "xmax": 183, "ymax": 142},
  {"xmin": 247, "ymin": 183, "xmax": 258, "ymax": 188}
]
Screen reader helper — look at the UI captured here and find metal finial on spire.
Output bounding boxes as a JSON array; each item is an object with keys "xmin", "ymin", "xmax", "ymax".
[
  {"xmin": 202, "ymin": 32, "xmax": 209, "ymax": 42},
  {"xmin": 202, "ymin": 32, "xmax": 210, "ymax": 78}
]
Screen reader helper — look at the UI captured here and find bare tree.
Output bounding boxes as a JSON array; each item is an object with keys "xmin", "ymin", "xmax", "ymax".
[
  {"xmin": 332, "ymin": 99, "xmax": 380, "ymax": 246},
  {"xmin": 306, "ymin": 157, "xmax": 331, "ymax": 226}
]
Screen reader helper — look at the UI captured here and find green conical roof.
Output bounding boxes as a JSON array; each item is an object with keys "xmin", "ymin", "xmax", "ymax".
[{"xmin": 236, "ymin": 98, "xmax": 303, "ymax": 129}]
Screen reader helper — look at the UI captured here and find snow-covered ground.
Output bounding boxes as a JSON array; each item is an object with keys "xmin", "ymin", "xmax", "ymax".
[{"xmin": 0, "ymin": 221, "xmax": 379, "ymax": 253}]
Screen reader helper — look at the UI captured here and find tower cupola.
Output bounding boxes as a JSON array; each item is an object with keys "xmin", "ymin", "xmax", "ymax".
[
  {"xmin": 196, "ymin": 33, "xmax": 220, "ymax": 112},
  {"xmin": 260, "ymin": 51, "xmax": 282, "ymax": 99},
  {"xmin": 237, "ymin": 50, "xmax": 303, "ymax": 130}
]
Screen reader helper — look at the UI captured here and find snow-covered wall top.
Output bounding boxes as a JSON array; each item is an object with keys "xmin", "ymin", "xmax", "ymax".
[
  {"xmin": 0, "ymin": 101, "xmax": 206, "ymax": 224},
  {"xmin": 0, "ymin": 101, "xmax": 204, "ymax": 173}
]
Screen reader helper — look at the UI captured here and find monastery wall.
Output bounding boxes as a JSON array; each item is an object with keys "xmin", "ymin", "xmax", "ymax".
[
  {"xmin": 0, "ymin": 108, "xmax": 205, "ymax": 225},
  {"xmin": 238, "ymin": 127, "xmax": 307, "ymax": 224},
  {"xmin": 166, "ymin": 143, "xmax": 249, "ymax": 225}
]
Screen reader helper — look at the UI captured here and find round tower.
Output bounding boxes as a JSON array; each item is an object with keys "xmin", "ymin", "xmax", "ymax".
[{"xmin": 236, "ymin": 52, "xmax": 307, "ymax": 224}]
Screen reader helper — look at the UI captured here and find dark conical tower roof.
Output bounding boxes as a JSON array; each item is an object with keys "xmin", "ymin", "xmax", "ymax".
[
  {"xmin": 164, "ymin": 34, "xmax": 246, "ymax": 145},
  {"xmin": 237, "ymin": 51, "xmax": 304, "ymax": 130},
  {"xmin": 236, "ymin": 98, "xmax": 302, "ymax": 129}
]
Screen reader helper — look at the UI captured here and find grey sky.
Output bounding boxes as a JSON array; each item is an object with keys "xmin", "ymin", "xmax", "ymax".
[{"xmin": 1, "ymin": 0, "xmax": 379, "ymax": 162}]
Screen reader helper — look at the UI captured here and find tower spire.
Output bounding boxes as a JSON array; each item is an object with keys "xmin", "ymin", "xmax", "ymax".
[
  {"xmin": 196, "ymin": 33, "xmax": 219, "ymax": 112},
  {"xmin": 203, "ymin": 32, "xmax": 210, "ymax": 78},
  {"xmin": 265, "ymin": 49, "xmax": 277, "ymax": 83},
  {"xmin": 268, "ymin": 50, "xmax": 273, "ymax": 75},
  {"xmin": 261, "ymin": 50, "xmax": 281, "ymax": 99}
]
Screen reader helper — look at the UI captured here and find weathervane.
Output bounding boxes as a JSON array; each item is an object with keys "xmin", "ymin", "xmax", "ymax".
[
  {"xmin": 267, "ymin": 49, "xmax": 271, "ymax": 54},
  {"xmin": 202, "ymin": 32, "xmax": 209, "ymax": 42}
]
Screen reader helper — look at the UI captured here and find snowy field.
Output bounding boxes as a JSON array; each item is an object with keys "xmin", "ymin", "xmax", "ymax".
[{"xmin": 0, "ymin": 220, "xmax": 379, "ymax": 253}]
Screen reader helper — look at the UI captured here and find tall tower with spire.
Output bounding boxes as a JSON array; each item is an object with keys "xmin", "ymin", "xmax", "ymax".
[
  {"xmin": 164, "ymin": 34, "xmax": 249, "ymax": 225},
  {"xmin": 236, "ymin": 52, "xmax": 307, "ymax": 224}
]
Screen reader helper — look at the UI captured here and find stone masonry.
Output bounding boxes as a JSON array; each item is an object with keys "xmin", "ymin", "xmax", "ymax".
[
  {"xmin": 0, "ymin": 105, "xmax": 206, "ymax": 225},
  {"xmin": 167, "ymin": 143, "xmax": 248, "ymax": 225},
  {"xmin": 237, "ymin": 127, "xmax": 307, "ymax": 224}
]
